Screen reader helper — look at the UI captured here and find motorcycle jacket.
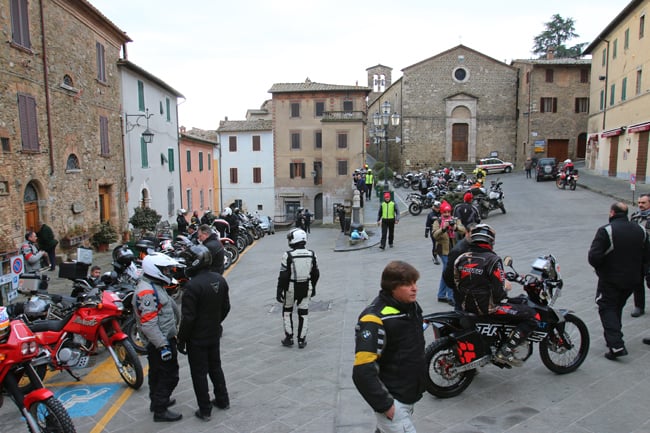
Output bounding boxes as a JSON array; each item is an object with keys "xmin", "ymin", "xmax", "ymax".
[
  {"xmin": 277, "ymin": 247, "xmax": 319, "ymax": 300},
  {"xmin": 177, "ymin": 270, "xmax": 230, "ymax": 346},
  {"xmin": 424, "ymin": 209, "xmax": 441, "ymax": 237},
  {"xmin": 202, "ymin": 232, "xmax": 225, "ymax": 274},
  {"xmin": 176, "ymin": 214, "xmax": 188, "ymax": 233},
  {"xmin": 133, "ymin": 277, "xmax": 180, "ymax": 349},
  {"xmin": 353, "ymin": 291, "xmax": 425, "ymax": 413},
  {"xmin": 454, "ymin": 244, "xmax": 507, "ymax": 315},
  {"xmin": 453, "ymin": 202, "xmax": 481, "ymax": 228},
  {"xmin": 21, "ymin": 240, "xmax": 44, "ymax": 272}
]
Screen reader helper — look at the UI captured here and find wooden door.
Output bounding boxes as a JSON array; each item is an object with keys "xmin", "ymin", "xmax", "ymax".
[
  {"xmin": 547, "ymin": 139, "xmax": 569, "ymax": 161},
  {"xmin": 636, "ymin": 131, "xmax": 650, "ymax": 183},
  {"xmin": 577, "ymin": 133, "xmax": 587, "ymax": 159},
  {"xmin": 608, "ymin": 137, "xmax": 619, "ymax": 177},
  {"xmin": 24, "ymin": 202, "xmax": 39, "ymax": 233},
  {"xmin": 98, "ymin": 185, "xmax": 111, "ymax": 223},
  {"xmin": 451, "ymin": 123, "xmax": 468, "ymax": 161}
]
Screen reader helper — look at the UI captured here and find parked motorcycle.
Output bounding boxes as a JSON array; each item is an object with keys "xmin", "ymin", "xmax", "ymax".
[
  {"xmin": 406, "ymin": 192, "xmax": 436, "ymax": 216},
  {"xmin": 474, "ymin": 178, "xmax": 506, "ymax": 219},
  {"xmin": 422, "ymin": 254, "xmax": 589, "ymax": 398},
  {"xmin": 556, "ymin": 170, "xmax": 579, "ymax": 190},
  {"xmin": 26, "ymin": 288, "xmax": 144, "ymax": 390},
  {"xmin": 0, "ymin": 307, "xmax": 76, "ymax": 432}
]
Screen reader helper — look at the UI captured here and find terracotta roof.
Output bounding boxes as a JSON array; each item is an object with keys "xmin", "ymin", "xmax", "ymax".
[
  {"xmin": 511, "ymin": 58, "xmax": 591, "ymax": 65},
  {"xmin": 117, "ymin": 60, "xmax": 184, "ymax": 98},
  {"xmin": 181, "ymin": 128, "xmax": 218, "ymax": 143},
  {"xmin": 217, "ymin": 119, "xmax": 273, "ymax": 132},
  {"xmin": 269, "ymin": 82, "xmax": 371, "ymax": 94}
]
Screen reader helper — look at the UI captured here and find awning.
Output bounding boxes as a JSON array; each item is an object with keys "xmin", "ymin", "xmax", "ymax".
[
  {"xmin": 601, "ymin": 128, "xmax": 624, "ymax": 138},
  {"xmin": 588, "ymin": 133, "xmax": 599, "ymax": 142},
  {"xmin": 628, "ymin": 122, "xmax": 650, "ymax": 133}
]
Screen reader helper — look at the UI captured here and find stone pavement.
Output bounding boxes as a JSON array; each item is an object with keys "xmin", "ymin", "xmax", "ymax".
[{"xmin": 3, "ymin": 166, "xmax": 650, "ymax": 432}]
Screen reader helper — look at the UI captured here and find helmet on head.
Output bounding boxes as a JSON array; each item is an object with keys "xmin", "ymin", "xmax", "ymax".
[
  {"xmin": 463, "ymin": 192, "xmax": 473, "ymax": 203},
  {"xmin": 470, "ymin": 224, "xmax": 496, "ymax": 246},
  {"xmin": 0, "ymin": 306, "xmax": 10, "ymax": 342},
  {"xmin": 287, "ymin": 228, "xmax": 307, "ymax": 247},
  {"xmin": 112, "ymin": 245, "xmax": 135, "ymax": 269},
  {"xmin": 178, "ymin": 208, "xmax": 187, "ymax": 215},
  {"xmin": 564, "ymin": 159, "xmax": 572, "ymax": 164},
  {"xmin": 432, "ymin": 200, "xmax": 441, "ymax": 209},
  {"xmin": 223, "ymin": 207, "xmax": 232, "ymax": 216},
  {"xmin": 182, "ymin": 244, "xmax": 212, "ymax": 277},
  {"xmin": 142, "ymin": 253, "xmax": 181, "ymax": 285},
  {"xmin": 160, "ymin": 239, "xmax": 174, "ymax": 252},
  {"xmin": 367, "ymin": 169, "xmax": 372, "ymax": 173},
  {"xmin": 440, "ymin": 201, "xmax": 452, "ymax": 213}
]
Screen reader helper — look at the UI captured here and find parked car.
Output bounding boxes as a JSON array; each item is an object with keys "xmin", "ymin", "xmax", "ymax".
[
  {"xmin": 476, "ymin": 158, "xmax": 514, "ymax": 174},
  {"xmin": 536, "ymin": 157, "xmax": 558, "ymax": 181},
  {"xmin": 258, "ymin": 215, "xmax": 275, "ymax": 235}
]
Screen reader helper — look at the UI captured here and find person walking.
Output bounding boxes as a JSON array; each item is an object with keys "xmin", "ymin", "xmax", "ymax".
[
  {"xmin": 133, "ymin": 253, "xmax": 183, "ymax": 422},
  {"xmin": 177, "ymin": 245, "xmax": 231, "ymax": 421},
  {"xmin": 377, "ymin": 191, "xmax": 400, "ymax": 250},
  {"xmin": 524, "ymin": 157, "xmax": 533, "ymax": 179},
  {"xmin": 452, "ymin": 192, "xmax": 480, "ymax": 228},
  {"xmin": 365, "ymin": 169, "xmax": 374, "ymax": 200},
  {"xmin": 176, "ymin": 209, "xmax": 189, "ymax": 235},
  {"xmin": 356, "ymin": 175, "xmax": 365, "ymax": 208},
  {"xmin": 353, "ymin": 261, "xmax": 425, "ymax": 433},
  {"xmin": 197, "ymin": 224, "xmax": 225, "ymax": 274},
  {"xmin": 304, "ymin": 209, "xmax": 312, "ymax": 233},
  {"xmin": 424, "ymin": 201, "xmax": 441, "ymax": 264},
  {"xmin": 36, "ymin": 221, "xmax": 58, "ymax": 271},
  {"xmin": 21, "ymin": 231, "xmax": 46, "ymax": 273},
  {"xmin": 276, "ymin": 228, "xmax": 320, "ymax": 349},
  {"xmin": 588, "ymin": 202, "xmax": 650, "ymax": 360},
  {"xmin": 337, "ymin": 205, "xmax": 347, "ymax": 233},
  {"xmin": 433, "ymin": 201, "xmax": 466, "ymax": 305},
  {"xmin": 630, "ymin": 193, "xmax": 650, "ymax": 317}
]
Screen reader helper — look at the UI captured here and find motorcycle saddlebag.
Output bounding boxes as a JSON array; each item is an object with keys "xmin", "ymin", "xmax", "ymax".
[{"xmin": 450, "ymin": 329, "xmax": 487, "ymax": 364}]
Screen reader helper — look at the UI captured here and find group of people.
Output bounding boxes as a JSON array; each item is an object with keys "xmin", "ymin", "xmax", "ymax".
[
  {"xmin": 353, "ymin": 165, "xmax": 376, "ymax": 207},
  {"xmin": 294, "ymin": 208, "xmax": 312, "ymax": 233},
  {"xmin": 21, "ymin": 221, "xmax": 59, "ymax": 273}
]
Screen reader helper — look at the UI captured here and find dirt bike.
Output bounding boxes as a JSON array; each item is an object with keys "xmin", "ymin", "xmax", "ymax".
[
  {"xmin": 556, "ymin": 170, "xmax": 579, "ymax": 190},
  {"xmin": 0, "ymin": 307, "xmax": 76, "ymax": 432},
  {"xmin": 473, "ymin": 178, "xmax": 506, "ymax": 219},
  {"xmin": 422, "ymin": 254, "xmax": 589, "ymax": 398},
  {"xmin": 25, "ymin": 288, "xmax": 144, "ymax": 390}
]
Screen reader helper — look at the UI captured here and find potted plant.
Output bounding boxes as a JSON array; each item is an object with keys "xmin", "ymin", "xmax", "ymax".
[
  {"xmin": 129, "ymin": 207, "xmax": 162, "ymax": 239},
  {"xmin": 90, "ymin": 222, "xmax": 119, "ymax": 252},
  {"xmin": 60, "ymin": 225, "xmax": 89, "ymax": 250}
]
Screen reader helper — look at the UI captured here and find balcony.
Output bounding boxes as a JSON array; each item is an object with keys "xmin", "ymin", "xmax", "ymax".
[{"xmin": 321, "ymin": 111, "xmax": 366, "ymax": 122}]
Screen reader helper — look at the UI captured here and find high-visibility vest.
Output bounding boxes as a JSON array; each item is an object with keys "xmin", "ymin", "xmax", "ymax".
[
  {"xmin": 365, "ymin": 173, "xmax": 374, "ymax": 185},
  {"xmin": 381, "ymin": 201, "xmax": 396, "ymax": 219}
]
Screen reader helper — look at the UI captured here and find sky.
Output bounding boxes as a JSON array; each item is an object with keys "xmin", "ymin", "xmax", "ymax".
[{"xmin": 89, "ymin": 0, "xmax": 629, "ymax": 130}]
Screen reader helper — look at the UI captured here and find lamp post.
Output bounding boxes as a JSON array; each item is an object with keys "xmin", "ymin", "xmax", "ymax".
[
  {"xmin": 125, "ymin": 108, "xmax": 155, "ymax": 144},
  {"xmin": 371, "ymin": 101, "xmax": 400, "ymax": 189}
]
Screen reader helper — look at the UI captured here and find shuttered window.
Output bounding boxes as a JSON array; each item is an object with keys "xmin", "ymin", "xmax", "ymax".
[
  {"xmin": 10, "ymin": 0, "xmax": 30, "ymax": 48},
  {"xmin": 253, "ymin": 167, "xmax": 262, "ymax": 183},
  {"xmin": 168, "ymin": 148, "xmax": 175, "ymax": 172},
  {"xmin": 17, "ymin": 93, "xmax": 39, "ymax": 151},
  {"xmin": 99, "ymin": 116, "xmax": 109, "ymax": 155},
  {"xmin": 252, "ymin": 135, "xmax": 261, "ymax": 151},
  {"xmin": 96, "ymin": 42, "xmax": 106, "ymax": 82},
  {"xmin": 289, "ymin": 162, "xmax": 306, "ymax": 179},
  {"xmin": 229, "ymin": 168, "xmax": 238, "ymax": 183},
  {"xmin": 140, "ymin": 137, "xmax": 148, "ymax": 167}
]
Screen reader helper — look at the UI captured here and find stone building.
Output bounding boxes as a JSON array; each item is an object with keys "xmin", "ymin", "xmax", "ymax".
[
  {"xmin": 0, "ymin": 0, "xmax": 130, "ymax": 252},
  {"xmin": 584, "ymin": 0, "xmax": 650, "ymax": 182},
  {"xmin": 368, "ymin": 45, "xmax": 518, "ymax": 173},
  {"xmin": 512, "ymin": 56, "xmax": 591, "ymax": 166},
  {"xmin": 269, "ymin": 79, "xmax": 370, "ymax": 224}
]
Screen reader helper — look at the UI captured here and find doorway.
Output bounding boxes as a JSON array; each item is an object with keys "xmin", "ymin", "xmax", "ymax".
[
  {"xmin": 608, "ymin": 137, "xmax": 619, "ymax": 177},
  {"xmin": 23, "ymin": 182, "xmax": 40, "ymax": 233},
  {"xmin": 451, "ymin": 123, "xmax": 468, "ymax": 161},
  {"xmin": 98, "ymin": 185, "xmax": 111, "ymax": 223}
]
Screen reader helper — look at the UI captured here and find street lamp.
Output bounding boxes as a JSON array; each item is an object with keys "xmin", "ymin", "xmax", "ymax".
[
  {"xmin": 125, "ymin": 108, "xmax": 155, "ymax": 144},
  {"xmin": 371, "ymin": 101, "xmax": 400, "ymax": 189}
]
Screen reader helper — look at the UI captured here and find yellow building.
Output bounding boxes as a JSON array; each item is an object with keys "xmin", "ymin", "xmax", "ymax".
[{"xmin": 584, "ymin": 0, "xmax": 650, "ymax": 182}]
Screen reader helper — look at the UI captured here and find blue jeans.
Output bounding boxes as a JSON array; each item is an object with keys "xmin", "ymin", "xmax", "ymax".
[{"xmin": 437, "ymin": 255, "xmax": 453, "ymax": 300}]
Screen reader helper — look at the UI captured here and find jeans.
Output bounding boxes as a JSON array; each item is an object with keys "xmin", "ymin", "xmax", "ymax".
[
  {"xmin": 437, "ymin": 255, "xmax": 453, "ymax": 300},
  {"xmin": 374, "ymin": 399, "xmax": 417, "ymax": 433}
]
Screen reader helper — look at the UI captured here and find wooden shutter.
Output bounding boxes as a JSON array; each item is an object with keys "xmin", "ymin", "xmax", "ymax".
[
  {"xmin": 100, "ymin": 116, "xmax": 109, "ymax": 155},
  {"xmin": 18, "ymin": 93, "xmax": 39, "ymax": 151}
]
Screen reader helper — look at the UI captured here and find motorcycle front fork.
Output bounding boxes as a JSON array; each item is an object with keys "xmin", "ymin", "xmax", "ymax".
[
  {"xmin": 98, "ymin": 321, "xmax": 126, "ymax": 372},
  {"xmin": 3, "ymin": 364, "xmax": 47, "ymax": 431}
]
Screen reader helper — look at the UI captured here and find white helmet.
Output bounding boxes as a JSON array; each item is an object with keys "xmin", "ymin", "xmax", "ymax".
[
  {"xmin": 178, "ymin": 208, "xmax": 187, "ymax": 215},
  {"xmin": 223, "ymin": 208, "xmax": 232, "ymax": 216},
  {"xmin": 142, "ymin": 253, "xmax": 180, "ymax": 285},
  {"xmin": 287, "ymin": 228, "xmax": 307, "ymax": 247},
  {"xmin": 564, "ymin": 159, "xmax": 572, "ymax": 164}
]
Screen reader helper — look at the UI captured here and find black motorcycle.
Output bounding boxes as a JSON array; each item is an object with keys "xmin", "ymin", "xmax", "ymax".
[
  {"xmin": 422, "ymin": 254, "xmax": 589, "ymax": 398},
  {"xmin": 406, "ymin": 191, "xmax": 436, "ymax": 216},
  {"xmin": 473, "ymin": 178, "xmax": 506, "ymax": 219}
]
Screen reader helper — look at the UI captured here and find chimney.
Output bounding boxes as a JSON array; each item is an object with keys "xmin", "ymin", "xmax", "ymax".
[{"xmin": 547, "ymin": 47, "xmax": 555, "ymax": 60}]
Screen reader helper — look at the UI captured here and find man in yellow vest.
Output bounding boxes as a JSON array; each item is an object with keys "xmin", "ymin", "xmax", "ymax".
[
  {"xmin": 377, "ymin": 192, "xmax": 400, "ymax": 249},
  {"xmin": 365, "ymin": 169, "xmax": 374, "ymax": 201}
]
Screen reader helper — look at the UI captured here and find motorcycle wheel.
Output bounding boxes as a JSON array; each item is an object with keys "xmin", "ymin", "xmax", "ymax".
[
  {"xmin": 569, "ymin": 179, "xmax": 577, "ymax": 191},
  {"xmin": 224, "ymin": 243, "xmax": 239, "ymax": 265},
  {"xmin": 28, "ymin": 396, "xmax": 76, "ymax": 433},
  {"xmin": 408, "ymin": 202, "xmax": 423, "ymax": 216},
  {"xmin": 122, "ymin": 316, "xmax": 147, "ymax": 355},
  {"xmin": 479, "ymin": 207, "xmax": 489, "ymax": 220},
  {"xmin": 539, "ymin": 313, "xmax": 590, "ymax": 374},
  {"xmin": 424, "ymin": 337, "xmax": 476, "ymax": 398},
  {"xmin": 499, "ymin": 204, "xmax": 506, "ymax": 214},
  {"xmin": 393, "ymin": 179, "xmax": 403, "ymax": 188},
  {"xmin": 556, "ymin": 177, "xmax": 565, "ymax": 189},
  {"xmin": 236, "ymin": 236, "xmax": 247, "ymax": 253},
  {"xmin": 113, "ymin": 339, "xmax": 144, "ymax": 389}
]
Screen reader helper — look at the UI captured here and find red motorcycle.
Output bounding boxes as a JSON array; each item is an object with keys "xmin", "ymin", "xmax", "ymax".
[
  {"xmin": 27, "ymin": 289, "xmax": 143, "ymax": 390},
  {"xmin": 0, "ymin": 307, "xmax": 76, "ymax": 432}
]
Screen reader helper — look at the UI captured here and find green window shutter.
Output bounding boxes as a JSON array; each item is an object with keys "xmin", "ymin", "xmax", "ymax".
[
  {"xmin": 168, "ymin": 148, "xmax": 174, "ymax": 172},
  {"xmin": 141, "ymin": 137, "xmax": 148, "ymax": 167},
  {"xmin": 138, "ymin": 81, "xmax": 145, "ymax": 111},
  {"xmin": 166, "ymin": 98, "xmax": 171, "ymax": 122}
]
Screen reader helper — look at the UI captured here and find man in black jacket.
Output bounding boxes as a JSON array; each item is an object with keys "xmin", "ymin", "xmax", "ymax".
[
  {"xmin": 177, "ymin": 245, "xmax": 231, "ymax": 421},
  {"xmin": 353, "ymin": 261, "xmax": 425, "ymax": 433},
  {"xmin": 197, "ymin": 225, "xmax": 225, "ymax": 274},
  {"xmin": 589, "ymin": 202, "xmax": 650, "ymax": 360}
]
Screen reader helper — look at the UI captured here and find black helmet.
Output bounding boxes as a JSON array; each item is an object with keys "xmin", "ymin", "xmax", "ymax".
[
  {"xmin": 470, "ymin": 224, "xmax": 496, "ymax": 246},
  {"xmin": 112, "ymin": 245, "xmax": 134, "ymax": 267},
  {"xmin": 182, "ymin": 244, "xmax": 212, "ymax": 277}
]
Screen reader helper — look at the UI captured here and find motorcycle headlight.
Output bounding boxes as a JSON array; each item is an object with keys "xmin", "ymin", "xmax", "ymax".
[
  {"xmin": 114, "ymin": 301, "xmax": 124, "ymax": 311},
  {"xmin": 21, "ymin": 341, "xmax": 37, "ymax": 355}
]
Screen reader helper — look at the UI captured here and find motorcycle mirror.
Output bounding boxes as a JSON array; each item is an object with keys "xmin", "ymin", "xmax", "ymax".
[{"xmin": 503, "ymin": 256, "xmax": 513, "ymax": 267}]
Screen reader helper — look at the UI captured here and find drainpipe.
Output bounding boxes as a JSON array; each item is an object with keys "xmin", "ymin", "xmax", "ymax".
[
  {"xmin": 39, "ymin": 0, "xmax": 55, "ymax": 175},
  {"xmin": 601, "ymin": 39, "xmax": 610, "ymax": 131}
]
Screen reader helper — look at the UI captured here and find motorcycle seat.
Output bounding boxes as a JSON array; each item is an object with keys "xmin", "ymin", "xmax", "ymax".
[{"xmin": 27, "ymin": 318, "xmax": 68, "ymax": 333}]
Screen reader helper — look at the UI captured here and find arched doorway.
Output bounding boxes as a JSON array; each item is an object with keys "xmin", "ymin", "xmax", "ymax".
[
  {"xmin": 314, "ymin": 193, "xmax": 323, "ymax": 220},
  {"xmin": 23, "ymin": 182, "xmax": 40, "ymax": 233}
]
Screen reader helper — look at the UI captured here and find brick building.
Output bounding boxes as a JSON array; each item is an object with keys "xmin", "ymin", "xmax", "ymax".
[{"xmin": 0, "ymin": 0, "xmax": 130, "ymax": 252}]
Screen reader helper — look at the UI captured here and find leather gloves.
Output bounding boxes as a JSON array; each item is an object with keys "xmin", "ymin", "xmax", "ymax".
[{"xmin": 177, "ymin": 340, "xmax": 187, "ymax": 355}]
